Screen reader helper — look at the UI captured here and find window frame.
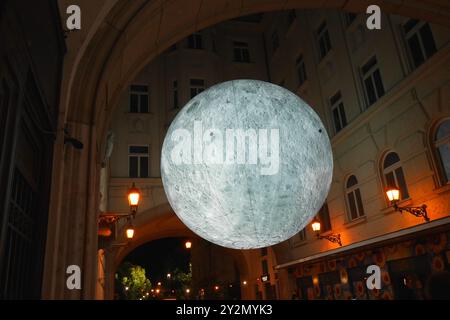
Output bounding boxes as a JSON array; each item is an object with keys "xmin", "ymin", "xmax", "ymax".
[
  {"xmin": 402, "ymin": 19, "xmax": 437, "ymax": 70},
  {"xmin": 189, "ymin": 79, "xmax": 205, "ymax": 99},
  {"xmin": 233, "ymin": 41, "xmax": 251, "ymax": 63},
  {"xmin": 345, "ymin": 175, "xmax": 365, "ymax": 221},
  {"xmin": 317, "ymin": 21, "xmax": 332, "ymax": 61},
  {"xmin": 433, "ymin": 119, "xmax": 450, "ymax": 185},
  {"xmin": 360, "ymin": 56, "xmax": 385, "ymax": 107},
  {"xmin": 329, "ymin": 91, "xmax": 347, "ymax": 134},
  {"xmin": 129, "ymin": 84, "xmax": 149, "ymax": 113},
  {"xmin": 128, "ymin": 145, "xmax": 150, "ymax": 178},
  {"xmin": 317, "ymin": 202, "xmax": 332, "ymax": 233},
  {"xmin": 296, "ymin": 54, "xmax": 307, "ymax": 87},
  {"xmin": 382, "ymin": 151, "xmax": 410, "ymax": 201},
  {"xmin": 188, "ymin": 32, "xmax": 203, "ymax": 50}
]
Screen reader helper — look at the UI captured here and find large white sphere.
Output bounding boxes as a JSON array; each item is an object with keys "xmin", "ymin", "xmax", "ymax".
[{"xmin": 161, "ymin": 80, "xmax": 333, "ymax": 249}]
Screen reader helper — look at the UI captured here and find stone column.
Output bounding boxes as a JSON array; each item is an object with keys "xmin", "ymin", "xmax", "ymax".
[
  {"xmin": 104, "ymin": 247, "xmax": 118, "ymax": 300},
  {"xmin": 42, "ymin": 120, "xmax": 100, "ymax": 299}
]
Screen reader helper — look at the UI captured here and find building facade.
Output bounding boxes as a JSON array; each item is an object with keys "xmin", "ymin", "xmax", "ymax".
[
  {"xmin": 268, "ymin": 9, "xmax": 450, "ymax": 301},
  {"xmin": 104, "ymin": 9, "xmax": 450, "ymax": 300},
  {"xmin": 0, "ymin": 0, "xmax": 65, "ymax": 299}
]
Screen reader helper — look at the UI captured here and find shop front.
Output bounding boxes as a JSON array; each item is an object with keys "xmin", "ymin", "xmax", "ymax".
[{"xmin": 287, "ymin": 222, "xmax": 450, "ymax": 300}]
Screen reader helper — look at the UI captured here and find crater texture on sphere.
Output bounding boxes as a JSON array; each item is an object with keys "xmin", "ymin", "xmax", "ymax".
[{"xmin": 161, "ymin": 79, "xmax": 333, "ymax": 249}]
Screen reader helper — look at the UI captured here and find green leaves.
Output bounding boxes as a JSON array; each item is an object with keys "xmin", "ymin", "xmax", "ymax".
[{"xmin": 116, "ymin": 262, "xmax": 152, "ymax": 300}]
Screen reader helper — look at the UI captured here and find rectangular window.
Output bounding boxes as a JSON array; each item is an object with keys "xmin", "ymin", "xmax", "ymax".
[
  {"xmin": 129, "ymin": 145, "xmax": 149, "ymax": 178},
  {"xmin": 330, "ymin": 91, "xmax": 347, "ymax": 133},
  {"xmin": 403, "ymin": 19, "xmax": 437, "ymax": 69},
  {"xmin": 129, "ymin": 157, "xmax": 138, "ymax": 178},
  {"xmin": 172, "ymin": 80, "xmax": 178, "ymax": 109},
  {"xmin": 188, "ymin": 33, "xmax": 203, "ymax": 49},
  {"xmin": 317, "ymin": 22, "xmax": 332, "ymax": 60},
  {"xmin": 271, "ymin": 31, "xmax": 279, "ymax": 53},
  {"xmin": 190, "ymin": 79, "xmax": 205, "ymax": 99},
  {"xmin": 296, "ymin": 55, "xmax": 307, "ymax": 86},
  {"xmin": 129, "ymin": 85, "xmax": 149, "ymax": 113},
  {"xmin": 361, "ymin": 56, "xmax": 385, "ymax": 106},
  {"xmin": 318, "ymin": 202, "xmax": 332, "ymax": 232},
  {"xmin": 347, "ymin": 192, "xmax": 358, "ymax": 220},
  {"xmin": 233, "ymin": 41, "xmax": 250, "ymax": 63},
  {"xmin": 347, "ymin": 189, "xmax": 364, "ymax": 220}
]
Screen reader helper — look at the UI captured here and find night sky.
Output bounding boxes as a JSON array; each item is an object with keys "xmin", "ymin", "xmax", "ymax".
[{"xmin": 121, "ymin": 237, "xmax": 191, "ymax": 284}]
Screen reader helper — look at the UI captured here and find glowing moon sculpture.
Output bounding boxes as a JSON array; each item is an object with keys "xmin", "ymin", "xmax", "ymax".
[{"xmin": 161, "ymin": 80, "xmax": 333, "ymax": 249}]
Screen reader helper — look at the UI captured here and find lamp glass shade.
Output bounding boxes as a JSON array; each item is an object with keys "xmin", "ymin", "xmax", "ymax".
[
  {"xmin": 128, "ymin": 183, "xmax": 140, "ymax": 207},
  {"xmin": 185, "ymin": 241, "xmax": 192, "ymax": 249},
  {"xmin": 128, "ymin": 192, "xmax": 140, "ymax": 207},
  {"xmin": 311, "ymin": 219, "xmax": 321, "ymax": 232},
  {"xmin": 386, "ymin": 188, "xmax": 400, "ymax": 202},
  {"xmin": 126, "ymin": 227, "xmax": 135, "ymax": 239}
]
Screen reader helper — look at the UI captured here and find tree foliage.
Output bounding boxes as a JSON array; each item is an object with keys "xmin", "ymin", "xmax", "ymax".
[
  {"xmin": 168, "ymin": 263, "xmax": 192, "ymax": 299},
  {"xmin": 116, "ymin": 262, "xmax": 152, "ymax": 300}
]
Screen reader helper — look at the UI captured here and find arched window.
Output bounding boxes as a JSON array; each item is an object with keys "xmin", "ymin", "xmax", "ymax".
[
  {"xmin": 434, "ymin": 119, "xmax": 450, "ymax": 184},
  {"xmin": 383, "ymin": 152, "xmax": 409, "ymax": 200},
  {"xmin": 346, "ymin": 175, "xmax": 365, "ymax": 221}
]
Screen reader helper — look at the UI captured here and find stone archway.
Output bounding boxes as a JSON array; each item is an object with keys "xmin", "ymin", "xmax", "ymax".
[
  {"xmin": 104, "ymin": 203, "xmax": 252, "ymax": 299},
  {"xmin": 43, "ymin": 0, "xmax": 450, "ymax": 299},
  {"xmin": 102, "ymin": 203, "xmax": 192, "ymax": 299},
  {"xmin": 112, "ymin": 204, "xmax": 193, "ymax": 266}
]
